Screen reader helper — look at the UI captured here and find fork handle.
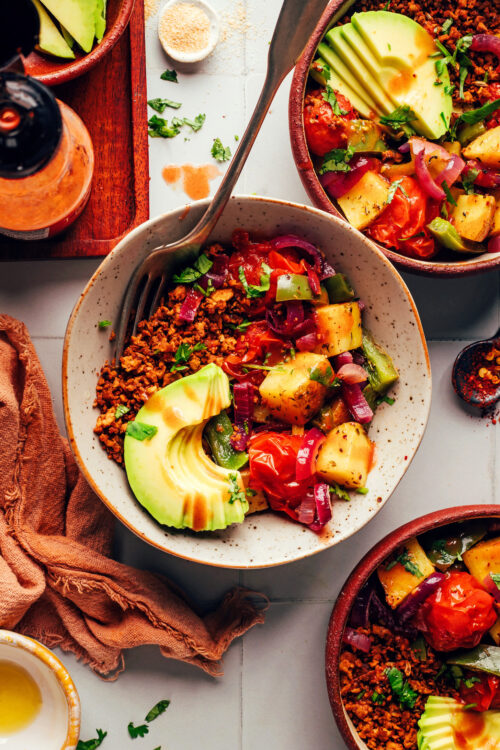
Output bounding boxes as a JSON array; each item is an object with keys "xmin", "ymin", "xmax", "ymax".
[{"xmin": 175, "ymin": 0, "xmax": 332, "ymax": 247}]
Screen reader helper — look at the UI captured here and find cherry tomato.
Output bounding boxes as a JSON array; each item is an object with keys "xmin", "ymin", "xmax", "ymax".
[
  {"xmin": 367, "ymin": 176, "xmax": 437, "ymax": 259},
  {"xmin": 484, "ymin": 84, "xmax": 500, "ymax": 129},
  {"xmin": 460, "ymin": 674, "xmax": 500, "ymax": 712},
  {"xmin": 248, "ymin": 432, "xmax": 313, "ymax": 519},
  {"xmin": 422, "ymin": 572, "xmax": 497, "ymax": 652},
  {"xmin": 304, "ymin": 89, "xmax": 356, "ymax": 156},
  {"xmin": 222, "ymin": 322, "xmax": 288, "ymax": 386}
]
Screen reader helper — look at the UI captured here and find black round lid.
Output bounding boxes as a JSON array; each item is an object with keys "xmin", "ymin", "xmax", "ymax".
[{"xmin": 0, "ymin": 72, "xmax": 62, "ymax": 179}]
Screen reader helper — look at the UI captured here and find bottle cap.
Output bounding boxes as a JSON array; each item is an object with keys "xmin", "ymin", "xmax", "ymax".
[{"xmin": 0, "ymin": 72, "xmax": 62, "ymax": 179}]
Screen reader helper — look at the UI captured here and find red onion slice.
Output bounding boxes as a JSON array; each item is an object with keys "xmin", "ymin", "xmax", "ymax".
[
  {"xmin": 296, "ymin": 331, "xmax": 317, "ymax": 351},
  {"xmin": 396, "ymin": 572, "xmax": 446, "ymax": 624},
  {"xmin": 233, "ymin": 382, "xmax": 254, "ymax": 422},
  {"xmin": 178, "ymin": 288, "xmax": 204, "ymax": 322},
  {"xmin": 297, "ymin": 489, "xmax": 316, "ymax": 525},
  {"xmin": 334, "ymin": 351, "xmax": 354, "ymax": 368},
  {"xmin": 309, "ymin": 482, "xmax": 332, "ymax": 532},
  {"xmin": 488, "ymin": 236, "xmax": 500, "ymax": 254},
  {"xmin": 411, "ymin": 137, "xmax": 464, "ymax": 198},
  {"xmin": 271, "ymin": 234, "xmax": 335, "ymax": 280},
  {"xmin": 296, "ymin": 428, "xmax": 325, "ymax": 481},
  {"xmin": 343, "ymin": 626, "xmax": 372, "ymax": 653},
  {"xmin": 414, "ymin": 147, "xmax": 446, "ymax": 200},
  {"xmin": 483, "ymin": 574, "xmax": 500, "ymax": 603},
  {"xmin": 320, "ymin": 156, "xmax": 380, "ymax": 200},
  {"xmin": 470, "ymin": 34, "xmax": 500, "ymax": 68},
  {"xmin": 307, "ymin": 268, "xmax": 321, "ymax": 296},
  {"xmin": 342, "ymin": 383, "xmax": 373, "ymax": 424},
  {"xmin": 435, "ymin": 153, "xmax": 465, "ymax": 189},
  {"xmin": 337, "ymin": 363, "xmax": 368, "ymax": 385}
]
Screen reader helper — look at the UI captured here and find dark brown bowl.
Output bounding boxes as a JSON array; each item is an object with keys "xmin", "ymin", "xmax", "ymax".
[
  {"xmin": 288, "ymin": 2, "xmax": 500, "ymax": 278},
  {"xmin": 325, "ymin": 504, "xmax": 500, "ymax": 749},
  {"xmin": 23, "ymin": 0, "xmax": 135, "ymax": 87}
]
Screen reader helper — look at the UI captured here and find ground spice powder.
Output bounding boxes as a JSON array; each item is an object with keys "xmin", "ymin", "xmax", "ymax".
[{"xmin": 159, "ymin": 3, "xmax": 211, "ymax": 55}]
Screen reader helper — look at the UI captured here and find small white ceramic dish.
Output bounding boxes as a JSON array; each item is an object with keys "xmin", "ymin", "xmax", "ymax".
[
  {"xmin": 158, "ymin": 0, "xmax": 220, "ymax": 64},
  {"xmin": 63, "ymin": 196, "xmax": 431, "ymax": 569},
  {"xmin": 0, "ymin": 630, "xmax": 80, "ymax": 750}
]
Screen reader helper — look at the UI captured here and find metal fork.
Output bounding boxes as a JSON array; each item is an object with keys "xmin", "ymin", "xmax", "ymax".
[{"xmin": 114, "ymin": 0, "xmax": 334, "ymax": 361}]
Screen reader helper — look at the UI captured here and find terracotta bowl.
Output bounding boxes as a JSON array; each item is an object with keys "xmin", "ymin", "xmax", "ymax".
[
  {"xmin": 23, "ymin": 0, "xmax": 135, "ymax": 87},
  {"xmin": 288, "ymin": 2, "xmax": 500, "ymax": 278},
  {"xmin": 63, "ymin": 195, "xmax": 431, "ymax": 569},
  {"xmin": 0, "ymin": 630, "xmax": 80, "ymax": 749},
  {"xmin": 325, "ymin": 504, "xmax": 500, "ymax": 750}
]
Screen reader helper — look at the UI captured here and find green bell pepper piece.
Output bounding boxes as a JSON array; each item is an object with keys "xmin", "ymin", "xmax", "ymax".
[
  {"xmin": 426, "ymin": 521, "xmax": 487, "ymax": 571},
  {"xmin": 362, "ymin": 330, "xmax": 399, "ymax": 395},
  {"xmin": 324, "ymin": 273, "xmax": 356, "ymax": 303},
  {"xmin": 204, "ymin": 411, "xmax": 248, "ymax": 470},
  {"xmin": 458, "ymin": 120, "xmax": 487, "ymax": 146},
  {"xmin": 276, "ymin": 274, "xmax": 314, "ymax": 302},
  {"xmin": 427, "ymin": 217, "xmax": 485, "ymax": 255}
]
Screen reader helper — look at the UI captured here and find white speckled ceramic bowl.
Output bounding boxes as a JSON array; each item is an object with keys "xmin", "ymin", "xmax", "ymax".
[
  {"xmin": 0, "ymin": 630, "xmax": 80, "ymax": 749},
  {"xmin": 63, "ymin": 196, "xmax": 431, "ymax": 569}
]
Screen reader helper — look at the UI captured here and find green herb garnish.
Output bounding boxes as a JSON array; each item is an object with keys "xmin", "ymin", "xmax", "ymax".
[
  {"xmin": 330, "ymin": 483, "xmax": 351, "ymax": 502},
  {"xmin": 211, "ymin": 138, "xmax": 232, "ymax": 162},
  {"xmin": 77, "ymin": 730, "xmax": 107, "ymax": 750},
  {"xmin": 322, "ymin": 85, "xmax": 348, "ymax": 116},
  {"xmin": 238, "ymin": 263, "xmax": 271, "ymax": 298},
  {"xmin": 440, "ymin": 111, "xmax": 449, "ymax": 130},
  {"xmin": 356, "ymin": 689, "xmax": 367, "ymax": 700},
  {"xmin": 173, "ymin": 253, "xmax": 213, "ymax": 284},
  {"xmin": 386, "ymin": 549, "xmax": 424, "ymax": 577},
  {"xmin": 128, "ymin": 722, "xmax": 149, "ymax": 739},
  {"xmin": 229, "ymin": 319, "xmax": 252, "ymax": 332},
  {"xmin": 356, "ymin": 487, "xmax": 369, "ymax": 495},
  {"xmin": 442, "ymin": 180, "xmax": 457, "ymax": 206},
  {"xmin": 148, "ymin": 114, "xmax": 181, "ymax": 139},
  {"xmin": 98, "ymin": 320, "xmax": 112, "ymax": 329},
  {"xmin": 464, "ymin": 676, "xmax": 482, "ymax": 688},
  {"xmin": 377, "ymin": 394, "xmax": 395, "ymax": 406},
  {"xmin": 380, "ymin": 104, "xmax": 417, "ymax": 135},
  {"xmin": 115, "ymin": 404, "xmax": 130, "ymax": 419},
  {"xmin": 386, "ymin": 178, "xmax": 409, "ymax": 205},
  {"xmin": 371, "ymin": 691, "xmax": 386, "ymax": 704},
  {"xmin": 458, "ymin": 98, "xmax": 500, "ymax": 126},
  {"xmin": 171, "ymin": 341, "xmax": 206, "ymax": 372},
  {"xmin": 309, "ymin": 362, "xmax": 335, "ymax": 386},
  {"xmin": 491, "ymin": 574, "xmax": 500, "ymax": 590},
  {"xmin": 386, "ymin": 667, "xmax": 418, "ymax": 709},
  {"xmin": 462, "ymin": 168, "xmax": 479, "ymax": 194},
  {"xmin": 319, "ymin": 145, "xmax": 354, "ymax": 175},
  {"xmin": 444, "ymin": 84, "xmax": 455, "ymax": 96},
  {"xmin": 411, "ymin": 636, "xmax": 427, "ymax": 662},
  {"xmin": 441, "ymin": 18, "xmax": 453, "ymax": 33},
  {"xmin": 161, "ymin": 69, "xmax": 178, "ymax": 82},
  {"xmin": 228, "ymin": 473, "xmax": 246, "ymax": 504},
  {"xmin": 126, "ymin": 422, "xmax": 158, "ymax": 441},
  {"xmin": 147, "ymin": 98, "xmax": 182, "ymax": 113},
  {"xmin": 145, "ymin": 700, "xmax": 171, "ymax": 722}
]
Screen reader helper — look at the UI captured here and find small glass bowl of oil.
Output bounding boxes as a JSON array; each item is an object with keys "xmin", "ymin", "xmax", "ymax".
[{"xmin": 0, "ymin": 630, "xmax": 80, "ymax": 749}]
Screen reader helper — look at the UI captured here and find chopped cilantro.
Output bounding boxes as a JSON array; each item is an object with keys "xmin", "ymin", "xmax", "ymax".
[
  {"xmin": 171, "ymin": 341, "xmax": 206, "ymax": 372},
  {"xmin": 77, "ymin": 730, "xmax": 107, "ymax": 750},
  {"xmin": 115, "ymin": 404, "xmax": 130, "ymax": 419},
  {"xmin": 148, "ymin": 114, "xmax": 181, "ymax": 139},
  {"xmin": 386, "ymin": 549, "xmax": 424, "ymax": 577},
  {"xmin": 376, "ymin": 394, "xmax": 395, "ymax": 406},
  {"xmin": 454, "ymin": 35, "xmax": 473, "ymax": 60},
  {"xmin": 463, "ymin": 703, "xmax": 478, "ymax": 711},
  {"xmin": 483, "ymin": 71, "xmax": 489, "ymax": 85},
  {"xmin": 380, "ymin": 105, "xmax": 417, "ymax": 135},
  {"xmin": 160, "ymin": 69, "xmax": 178, "ymax": 82},
  {"xmin": 382, "ymin": 0, "xmax": 390, "ymax": 9},
  {"xmin": 228, "ymin": 473, "xmax": 246, "ymax": 504},
  {"xmin": 449, "ymin": 665, "xmax": 464, "ymax": 689},
  {"xmin": 371, "ymin": 691, "xmax": 386, "ymax": 704},
  {"xmin": 322, "ymin": 85, "xmax": 348, "ymax": 116},
  {"xmin": 356, "ymin": 487, "xmax": 369, "ymax": 495},
  {"xmin": 386, "ymin": 178, "xmax": 409, "ymax": 205},
  {"xmin": 386, "ymin": 667, "xmax": 418, "ymax": 709},
  {"xmin": 98, "ymin": 320, "xmax": 112, "ymax": 329},
  {"xmin": 442, "ymin": 180, "xmax": 457, "ymax": 206},
  {"xmin": 172, "ymin": 253, "xmax": 213, "ymax": 284},
  {"xmin": 309, "ymin": 361, "xmax": 335, "ymax": 386},
  {"xmin": 246, "ymin": 488, "xmax": 257, "ymax": 497},
  {"xmin": 434, "ymin": 80, "xmax": 443, "ymax": 86},
  {"xmin": 430, "ymin": 539, "xmax": 456, "ymax": 565},
  {"xmin": 147, "ymin": 98, "xmax": 182, "ymax": 113},
  {"xmin": 145, "ymin": 700, "xmax": 170, "ymax": 722},
  {"xmin": 356, "ymin": 689, "xmax": 367, "ymax": 700},
  {"xmin": 126, "ymin": 422, "xmax": 158, "ymax": 441},
  {"xmin": 330, "ymin": 483, "xmax": 351, "ymax": 502},
  {"xmin": 459, "ymin": 64, "xmax": 470, "ymax": 100},
  {"xmin": 464, "ymin": 676, "xmax": 482, "ymax": 688},
  {"xmin": 238, "ymin": 263, "xmax": 271, "ymax": 298},
  {"xmin": 315, "ymin": 60, "xmax": 331, "ymax": 79},
  {"xmin": 444, "ymin": 84, "xmax": 455, "ymax": 96},
  {"xmin": 183, "ymin": 113, "xmax": 206, "ymax": 131},
  {"xmin": 211, "ymin": 138, "xmax": 232, "ymax": 162},
  {"xmin": 440, "ymin": 111, "xmax": 449, "ymax": 130},
  {"xmin": 229, "ymin": 318, "xmax": 252, "ymax": 332},
  {"xmin": 319, "ymin": 145, "xmax": 354, "ymax": 175},
  {"xmin": 491, "ymin": 573, "xmax": 500, "ymax": 590},
  {"xmin": 441, "ymin": 18, "xmax": 453, "ymax": 33},
  {"xmin": 458, "ymin": 98, "xmax": 500, "ymax": 126},
  {"xmin": 462, "ymin": 168, "xmax": 478, "ymax": 194},
  {"xmin": 234, "ymin": 134, "xmax": 239, "ymax": 141},
  {"xmin": 128, "ymin": 722, "xmax": 149, "ymax": 739}
]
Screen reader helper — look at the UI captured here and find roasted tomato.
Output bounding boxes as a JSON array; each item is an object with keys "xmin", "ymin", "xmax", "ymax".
[
  {"xmin": 367, "ymin": 176, "xmax": 437, "ymax": 259},
  {"xmin": 460, "ymin": 674, "xmax": 500, "ymax": 712},
  {"xmin": 248, "ymin": 432, "xmax": 313, "ymax": 519},
  {"xmin": 421, "ymin": 572, "xmax": 497, "ymax": 652},
  {"xmin": 483, "ymin": 84, "xmax": 500, "ymax": 129},
  {"xmin": 222, "ymin": 321, "xmax": 288, "ymax": 386},
  {"xmin": 304, "ymin": 88, "xmax": 356, "ymax": 156}
]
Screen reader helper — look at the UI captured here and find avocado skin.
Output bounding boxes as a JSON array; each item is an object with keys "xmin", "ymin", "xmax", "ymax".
[{"xmin": 124, "ymin": 364, "xmax": 249, "ymax": 532}]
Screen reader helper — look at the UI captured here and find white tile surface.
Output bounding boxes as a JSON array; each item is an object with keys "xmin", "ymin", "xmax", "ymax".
[{"xmin": 0, "ymin": 2, "xmax": 499, "ymax": 750}]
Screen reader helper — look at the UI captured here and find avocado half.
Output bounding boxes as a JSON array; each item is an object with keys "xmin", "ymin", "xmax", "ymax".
[
  {"xmin": 124, "ymin": 363, "xmax": 249, "ymax": 532},
  {"xmin": 417, "ymin": 696, "xmax": 500, "ymax": 749}
]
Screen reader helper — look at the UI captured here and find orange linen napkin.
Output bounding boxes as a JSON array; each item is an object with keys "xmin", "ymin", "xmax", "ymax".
[{"xmin": 0, "ymin": 315, "xmax": 265, "ymax": 678}]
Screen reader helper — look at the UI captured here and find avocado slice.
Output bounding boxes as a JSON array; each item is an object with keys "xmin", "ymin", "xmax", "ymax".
[
  {"xmin": 316, "ymin": 43, "xmax": 382, "ymax": 118},
  {"xmin": 310, "ymin": 58, "xmax": 376, "ymax": 121},
  {"xmin": 346, "ymin": 119, "xmax": 386, "ymax": 153},
  {"xmin": 39, "ymin": 0, "xmax": 97, "ymax": 53},
  {"xmin": 351, "ymin": 11, "xmax": 452, "ymax": 139},
  {"xmin": 427, "ymin": 217, "xmax": 486, "ymax": 255},
  {"xmin": 32, "ymin": 0, "xmax": 75, "ymax": 59},
  {"xmin": 60, "ymin": 24, "xmax": 75, "ymax": 49},
  {"xmin": 124, "ymin": 364, "xmax": 249, "ymax": 532},
  {"xmin": 417, "ymin": 696, "xmax": 500, "ymax": 749},
  {"xmin": 95, "ymin": 0, "xmax": 106, "ymax": 42}
]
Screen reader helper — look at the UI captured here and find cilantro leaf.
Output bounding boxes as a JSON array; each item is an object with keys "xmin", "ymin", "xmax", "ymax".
[
  {"xmin": 322, "ymin": 85, "xmax": 348, "ymax": 116},
  {"xmin": 330, "ymin": 483, "xmax": 351, "ymax": 502},
  {"xmin": 491, "ymin": 573, "xmax": 500, "ymax": 590},
  {"xmin": 371, "ymin": 691, "xmax": 386, "ymax": 704},
  {"xmin": 462, "ymin": 168, "xmax": 478, "ymax": 194},
  {"xmin": 228, "ymin": 473, "xmax": 246, "ymax": 504},
  {"xmin": 319, "ymin": 146, "xmax": 354, "ymax": 175},
  {"xmin": 309, "ymin": 362, "xmax": 339, "ymax": 386},
  {"xmin": 98, "ymin": 320, "xmax": 112, "ymax": 329},
  {"xmin": 145, "ymin": 699, "xmax": 171, "ymax": 722},
  {"xmin": 211, "ymin": 138, "xmax": 232, "ymax": 162},
  {"xmin": 229, "ymin": 319, "xmax": 252, "ymax": 332},
  {"xmin": 128, "ymin": 722, "xmax": 149, "ymax": 739},
  {"xmin": 386, "ymin": 549, "xmax": 424, "ymax": 577},
  {"xmin": 171, "ymin": 341, "xmax": 206, "ymax": 372},
  {"xmin": 442, "ymin": 180, "xmax": 457, "ymax": 206},
  {"xmin": 160, "ymin": 69, "xmax": 178, "ymax": 82},
  {"xmin": 444, "ymin": 84, "xmax": 455, "ymax": 96},
  {"xmin": 356, "ymin": 487, "xmax": 369, "ymax": 495},
  {"xmin": 380, "ymin": 105, "xmax": 417, "ymax": 135},
  {"xmin": 147, "ymin": 98, "xmax": 182, "ymax": 113},
  {"xmin": 172, "ymin": 253, "xmax": 213, "ymax": 284},
  {"xmin": 126, "ymin": 422, "xmax": 158, "ymax": 441},
  {"xmin": 386, "ymin": 178, "xmax": 409, "ymax": 205},
  {"xmin": 238, "ymin": 263, "xmax": 271, "ymax": 298},
  {"xmin": 182, "ymin": 113, "xmax": 206, "ymax": 131},
  {"xmin": 77, "ymin": 729, "xmax": 107, "ymax": 750},
  {"xmin": 148, "ymin": 115, "xmax": 181, "ymax": 139},
  {"xmin": 115, "ymin": 404, "xmax": 130, "ymax": 419},
  {"xmin": 458, "ymin": 98, "xmax": 500, "ymax": 126},
  {"xmin": 441, "ymin": 18, "xmax": 453, "ymax": 33},
  {"xmin": 386, "ymin": 667, "xmax": 418, "ymax": 709}
]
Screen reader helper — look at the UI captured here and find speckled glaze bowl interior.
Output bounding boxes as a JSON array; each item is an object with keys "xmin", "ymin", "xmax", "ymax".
[
  {"xmin": 0, "ymin": 630, "xmax": 80, "ymax": 750},
  {"xmin": 63, "ymin": 196, "xmax": 431, "ymax": 569},
  {"xmin": 325, "ymin": 505, "xmax": 500, "ymax": 750}
]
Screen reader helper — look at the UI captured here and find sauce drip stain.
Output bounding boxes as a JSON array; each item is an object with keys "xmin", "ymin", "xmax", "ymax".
[
  {"xmin": 0, "ymin": 660, "xmax": 42, "ymax": 736},
  {"xmin": 453, "ymin": 711, "xmax": 487, "ymax": 749},
  {"xmin": 162, "ymin": 164, "xmax": 221, "ymax": 200}
]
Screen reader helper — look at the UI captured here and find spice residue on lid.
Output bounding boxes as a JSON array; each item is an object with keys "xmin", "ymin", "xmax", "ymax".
[{"xmin": 159, "ymin": 2, "xmax": 212, "ymax": 57}]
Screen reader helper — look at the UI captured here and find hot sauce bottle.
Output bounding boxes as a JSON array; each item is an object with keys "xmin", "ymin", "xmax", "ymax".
[{"xmin": 0, "ymin": 0, "xmax": 94, "ymax": 240}]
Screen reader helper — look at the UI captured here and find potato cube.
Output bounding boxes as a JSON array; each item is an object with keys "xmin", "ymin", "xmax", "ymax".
[
  {"xmin": 463, "ymin": 537, "xmax": 500, "ymax": 584},
  {"xmin": 337, "ymin": 171, "xmax": 390, "ymax": 230},
  {"xmin": 463, "ymin": 125, "xmax": 500, "ymax": 169},
  {"xmin": 452, "ymin": 194, "xmax": 496, "ymax": 242},
  {"xmin": 377, "ymin": 538, "xmax": 435, "ymax": 609},
  {"xmin": 316, "ymin": 421, "xmax": 373, "ymax": 489},
  {"xmin": 259, "ymin": 352, "xmax": 329, "ymax": 425},
  {"xmin": 489, "ymin": 190, "xmax": 500, "ymax": 239},
  {"xmin": 314, "ymin": 302, "xmax": 362, "ymax": 357}
]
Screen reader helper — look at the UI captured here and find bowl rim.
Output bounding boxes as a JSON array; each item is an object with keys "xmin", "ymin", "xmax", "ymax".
[
  {"xmin": 62, "ymin": 194, "xmax": 431, "ymax": 569},
  {"xmin": 0, "ymin": 629, "xmax": 80, "ymax": 749},
  {"xmin": 325, "ymin": 504, "xmax": 500, "ymax": 750},
  {"xmin": 288, "ymin": 2, "xmax": 500, "ymax": 279},
  {"xmin": 24, "ymin": 0, "xmax": 135, "ymax": 87}
]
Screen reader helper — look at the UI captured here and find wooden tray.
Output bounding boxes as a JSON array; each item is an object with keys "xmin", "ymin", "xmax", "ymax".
[{"xmin": 0, "ymin": 0, "xmax": 149, "ymax": 260}]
